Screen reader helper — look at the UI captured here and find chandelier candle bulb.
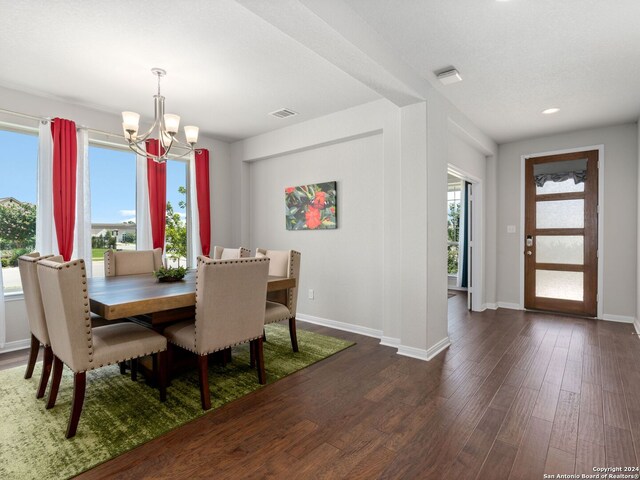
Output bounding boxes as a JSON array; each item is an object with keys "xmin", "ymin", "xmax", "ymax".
[
  {"xmin": 122, "ymin": 111, "xmax": 140, "ymax": 132},
  {"xmin": 184, "ymin": 126, "xmax": 199, "ymax": 144},
  {"xmin": 163, "ymin": 114, "xmax": 180, "ymax": 134}
]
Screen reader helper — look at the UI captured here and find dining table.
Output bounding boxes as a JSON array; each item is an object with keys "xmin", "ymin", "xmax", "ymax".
[{"xmin": 88, "ymin": 270, "xmax": 296, "ymax": 327}]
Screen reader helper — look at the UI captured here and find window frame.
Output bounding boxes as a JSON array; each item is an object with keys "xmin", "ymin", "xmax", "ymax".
[{"xmin": 0, "ymin": 123, "xmax": 39, "ymax": 299}]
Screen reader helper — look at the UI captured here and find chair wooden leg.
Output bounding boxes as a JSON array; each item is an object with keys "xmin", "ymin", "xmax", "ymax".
[
  {"xmin": 119, "ymin": 361, "xmax": 127, "ymax": 374},
  {"xmin": 166, "ymin": 343, "xmax": 174, "ymax": 387},
  {"xmin": 250, "ymin": 340, "xmax": 256, "ymax": 368},
  {"xmin": 198, "ymin": 354, "xmax": 211, "ymax": 410},
  {"xmin": 36, "ymin": 346, "xmax": 53, "ymax": 399},
  {"xmin": 66, "ymin": 371, "xmax": 86, "ymax": 438},
  {"xmin": 256, "ymin": 337, "xmax": 266, "ymax": 385},
  {"xmin": 130, "ymin": 358, "xmax": 138, "ymax": 382},
  {"xmin": 157, "ymin": 351, "xmax": 167, "ymax": 402},
  {"xmin": 221, "ymin": 348, "xmax": 228, "ymax": 367},
  {"xmin": 24, "ymin": 334, "xmax": 39, "ymax": 379},
  {"xmin": 289, "ymin": 317, "xmax": 299, "ymax": 353},
  {"xmin": 46, "ymin": 356, "xmax": 64, "ymax": 409}
]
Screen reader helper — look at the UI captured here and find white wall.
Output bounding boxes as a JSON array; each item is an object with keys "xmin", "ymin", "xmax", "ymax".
[
  {"xmin": 249, "ymin": 134, "xmax": 384, "ymax": 331},
  {"xmin": 497, "ymin": 123, "xmax": 638, "ymax": 320},
  {"xmin": 0, "ymin": 86, "xmax": 233, "ymax": 350},
  {"xmin": 232, "ymin": 97, "xmax": 497, "ymax": 360},
  {"xmin": 448, "ymin": 133, "xmax": 486, "ymax": 181}
]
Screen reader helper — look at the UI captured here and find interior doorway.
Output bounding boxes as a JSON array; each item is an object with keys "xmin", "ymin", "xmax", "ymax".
[
  {"xmin": 447, "ymin": 170, "xmax": 474, "ymax": 310},
  {"xmin": 523, "ymin": 150, "xmax": 599, "ymax": 316}
]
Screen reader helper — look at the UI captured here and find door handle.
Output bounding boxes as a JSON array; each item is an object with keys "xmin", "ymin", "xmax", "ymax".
[{"xmin": 526, "ymin": 251, "xmax": 532, "ymax": 256}]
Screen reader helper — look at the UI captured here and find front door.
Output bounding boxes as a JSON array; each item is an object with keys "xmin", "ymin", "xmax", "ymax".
[{"xmin": 524, "ymin": 150, "xmax": 598, "ymax": 316}]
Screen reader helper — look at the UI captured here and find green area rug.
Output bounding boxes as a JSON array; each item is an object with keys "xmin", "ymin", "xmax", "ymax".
[{"xmin": 0, "ymin": 324, "xmax": 353, "ymax": 479}]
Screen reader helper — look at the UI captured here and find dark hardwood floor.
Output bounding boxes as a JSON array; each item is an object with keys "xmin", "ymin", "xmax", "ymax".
[{"xmin": 3, "ymin": 292, "xmax": 639, "ymax": 479}]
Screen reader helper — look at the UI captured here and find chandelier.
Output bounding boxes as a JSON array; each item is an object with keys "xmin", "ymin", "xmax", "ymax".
[{"xmin": 121, "ymin": 68, "xmax": 199, "ymax": 163}]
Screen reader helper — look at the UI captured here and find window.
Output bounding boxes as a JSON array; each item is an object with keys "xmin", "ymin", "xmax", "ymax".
[
  {"xmin": 89, "ymin": 145, "xmax": 137, "ymax": 276},
  {"xmin": 0, "ymin": 128, "xmax": 38, "ymax": 294},
  {"xmin": 165, "ymin": 159, "xmax": 188, "ymax": 267}
]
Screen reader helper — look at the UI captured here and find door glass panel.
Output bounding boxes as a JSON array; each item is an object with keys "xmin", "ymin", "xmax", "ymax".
[
  {"xmin": 536, "ymin": 178, "xmax": 585, "ymax": 195},
  {"xmin": 536, "ymin": 236, "xmax": 584, "ymax": 264},
  {"xmin": 536, "ymin": 200, "xmax": 584, "ymax": 229},
  {"xmin": 536, "ymin": 270, "xmax": 583, "ymax": 301}
]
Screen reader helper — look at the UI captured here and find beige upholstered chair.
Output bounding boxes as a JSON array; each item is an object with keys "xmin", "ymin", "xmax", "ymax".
[
  {"xmin": 18, "ymin": 252, "xmax": 62, "ymax": 398},
  {"xmin": 104, "ymin": 248, "xmax": 163, "ymax": 276},
  {"xmin": 37, "ymin": 258, "xmax": 168, "ymax": 438},
  {"xmin": 164, "ymin": 256, "xmax": 270, "ymax": 410},
  {"xmin": 256, "ymin": 249, "xmax": 301, "ymax": 352},
  {"xmin": 212, "ymin": 246, "xmax": 250, "ymax": 260}
]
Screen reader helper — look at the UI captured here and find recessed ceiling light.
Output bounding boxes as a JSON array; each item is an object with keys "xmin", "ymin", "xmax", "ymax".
[{"xmin": 542, "ymin": 108, "xmax": 560, "ymax": 115}]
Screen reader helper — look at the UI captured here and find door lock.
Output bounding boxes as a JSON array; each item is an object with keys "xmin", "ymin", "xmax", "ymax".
[{"xmin": 526, "ymin": 235, "xmax": 533, "ymax": 247}]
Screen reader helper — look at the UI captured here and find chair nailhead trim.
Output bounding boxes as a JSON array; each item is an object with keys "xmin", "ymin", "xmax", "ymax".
[
  {"xmin": 193, "ymin": 256, "xmax": 270, "ymax": 352},
  {"xmin": 75, "ymin": 346, "xmax": 167, "ymax": 373}
]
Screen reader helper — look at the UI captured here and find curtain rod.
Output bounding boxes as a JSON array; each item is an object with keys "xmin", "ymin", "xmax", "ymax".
[
  {"xmin": 0, "ymin": 107, "xmax": 119, "ymax": 138},
  {"xmin": 0, "ymin": 107, "xmax": 191, "ymax": 151}
]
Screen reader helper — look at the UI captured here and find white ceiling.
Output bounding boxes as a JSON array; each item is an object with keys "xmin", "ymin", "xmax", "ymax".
[
  {"xmin": 1, "ymin": 1, "xmax": 638, "ymax": 144},
  {"xmin": 344, "ymin": 0, "xmax": 640, "ymax": 143},
  {"xmin": 0, "ymin": 0, "xmax": 379, "ymax": 141}
]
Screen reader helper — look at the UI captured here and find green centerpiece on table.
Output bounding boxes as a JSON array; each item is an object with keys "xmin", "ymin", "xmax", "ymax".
[{"xmin": 154, "ymin": 266, "xmax": 187, "ymax": 282}]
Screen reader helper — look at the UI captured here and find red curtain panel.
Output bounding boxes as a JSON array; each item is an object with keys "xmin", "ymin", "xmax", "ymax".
[
  {"xmin": 51, "ymin": 118, "xmax": 77, "ymax": 261},
  {"xmin": 195, "ymin": 149, "xmax": 211, "ymax": 256},
  {"xmin": 146, "ymin": 139, "xmax": 167, "ymax": 251}
]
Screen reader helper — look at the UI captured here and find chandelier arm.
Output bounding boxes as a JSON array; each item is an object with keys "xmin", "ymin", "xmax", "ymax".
[
  {"xmin": 125, "ymin": 141, "xmax": 163, "ymax": 162},
  {"xmin": 169, "ymin": 136, "xmax": 192, "ymax": 149},
  {"xmin": 134, "ymin": 114, "xmax": 161, "ymax": 142},
  {"xmin": 168, "ymin": 147, "xmax": 196, "ymax": 160}
]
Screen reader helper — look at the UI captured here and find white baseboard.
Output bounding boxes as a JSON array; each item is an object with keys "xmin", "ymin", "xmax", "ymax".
[
  {"xmin": 448, "ymin": 286, "xmax": 468, "ymax": 292},
  {"xmin": 397, "ymin": 336, "xmax": 451, "ymax": 361},
  {"xmin": 297, "ymin": 313, "xmax": 446, "ymax": 362},
  {"xmin": 482, "ymin": 303, "xmax": 498, "ymax": 311},
  {"xmin": 634, "ymin": 319, "xmax": 640, "ymax": 336},
  {"xmin": 498, "ymin": 302, "xmax": 522, "ymax": 310},
  {"xmin": 426, "ymin": 336, "xmax": 451, "ymax": 360},
  {"xmin": 379, "ymin": 336, "xmax": 400, "ymax": 348},
  {"xmin": 601, "ymin": 314, "xmax": 635, "ymax": 324},
  {"xmin": 297, "ymin": 313, "xmax": 383, "ymax": 339},
  {"xmin": 397, "ymin": 345, "xmax": 429, "ymax": 361},
  {"xmin": 0, "ymin": 338, "xmax": 31, "ymax": 354}
]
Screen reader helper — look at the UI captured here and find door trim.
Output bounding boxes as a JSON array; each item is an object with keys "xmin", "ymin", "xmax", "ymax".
[
  {"xmin": 448, "ymin": 163, "xmax": 483, "ymax": 313},
  {"xmin": 519, "ymin": 144, "xmax": 604, "ymax": 319}
]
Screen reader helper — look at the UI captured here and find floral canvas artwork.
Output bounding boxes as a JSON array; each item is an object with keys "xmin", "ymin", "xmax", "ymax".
[{"xmin": 285, "ymin": 181, "xmax": 337, "ymax": 230}]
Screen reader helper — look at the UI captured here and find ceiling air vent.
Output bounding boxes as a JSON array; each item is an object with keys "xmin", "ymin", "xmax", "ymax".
[{"xmin": 269, "ymin": 108, "xmax": 298, "ymax": 119}]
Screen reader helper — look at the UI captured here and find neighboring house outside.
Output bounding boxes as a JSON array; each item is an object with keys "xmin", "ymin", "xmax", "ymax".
[
  {"xmin": 91, "ymin": 223, "xmax": 136, "ymax": 242},
  {"xmin": 0, "ymin": 197, "xmax": 26, "ymax": 206}
]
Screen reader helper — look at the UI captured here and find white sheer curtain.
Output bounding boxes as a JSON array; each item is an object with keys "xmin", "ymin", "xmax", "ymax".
[
  {"xmin": 36, "ymin": 120, "xmax": 58, "ymax": 256},
  {"xmin": 72, "ymin": 128, "xmax": 92, "ymax": 275},
  {"xmin": 37, "ymin": 121, "xmax": 92, "ymax": 272},
  {"xmin": 136, "ymin": 148, "xmax": 153, "ymax": 251},
  {"xmin": 188, "ymin": 152, "xmax": 202, "ymax": 267}
]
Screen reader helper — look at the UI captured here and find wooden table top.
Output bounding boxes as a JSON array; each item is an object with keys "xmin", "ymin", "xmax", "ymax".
[{"xmin": 88, "ymin": 271, "xmax": 296, "ymax": 320}]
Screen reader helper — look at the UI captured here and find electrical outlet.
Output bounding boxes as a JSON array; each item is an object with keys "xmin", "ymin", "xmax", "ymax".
[
  {"xmin": 308, "ymin": 289, "xmax": 314, "ymax": 300},
  {"xmin": 507, "ymin": 225, "xmax": 516, "ymax": 234}
]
